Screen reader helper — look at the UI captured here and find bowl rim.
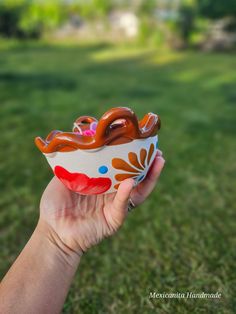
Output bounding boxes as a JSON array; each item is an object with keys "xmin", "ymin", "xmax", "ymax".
[{"xmin": 35, "ymin": 107, "xmax": 160, "ymax": 154}]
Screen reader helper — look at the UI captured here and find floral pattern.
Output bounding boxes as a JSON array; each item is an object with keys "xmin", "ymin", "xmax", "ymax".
[
  {"xmin": 112, "ymin": 143, "xmax": 155, "ymax": 189},
  {"xmin": 54, "ymin": 166, "xmax": 111, "ymax": 195}
]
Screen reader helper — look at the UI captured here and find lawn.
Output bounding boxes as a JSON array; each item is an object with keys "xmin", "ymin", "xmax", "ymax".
[{"xmin": 0, "ymin": 40, "xmax": 235, "ymax": 313}]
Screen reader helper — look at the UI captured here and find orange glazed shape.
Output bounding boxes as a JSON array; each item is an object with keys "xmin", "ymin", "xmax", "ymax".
[{"xmin": 35, "ymin": 107, "xmax": 161, "ymax": 153}]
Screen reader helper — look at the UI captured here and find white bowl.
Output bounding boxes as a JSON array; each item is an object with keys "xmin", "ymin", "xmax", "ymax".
[{"xmin": 35, "ymin": 107, "xmax": 160, "ymax": 195}]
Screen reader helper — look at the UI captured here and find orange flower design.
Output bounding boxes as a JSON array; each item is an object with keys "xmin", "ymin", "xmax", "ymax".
[{"xmin": 112, "ymin": 143, "xmax": 155, "ymax": 189}]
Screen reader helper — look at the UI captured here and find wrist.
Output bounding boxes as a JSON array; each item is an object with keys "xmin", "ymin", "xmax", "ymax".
[{"xmin": 36, "ymin": 219, "xmax": 82, "ymax": 270}]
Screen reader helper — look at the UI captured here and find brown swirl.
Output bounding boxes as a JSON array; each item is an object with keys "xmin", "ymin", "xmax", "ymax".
[{"xmin": 35, "ymin": 107, "xmax": 160, "ymax": 153}]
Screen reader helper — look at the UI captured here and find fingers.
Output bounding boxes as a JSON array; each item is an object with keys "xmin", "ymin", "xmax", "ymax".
[
  {"xmin": 146, "ymin": 155, "xmax": 165, "ymax": 183},
  {"xmin": 131, "ymin": 154, "xmax": 165, "ymax": 205},
  {"xmin": 107, "ymin": 178, "xmax": 134, "ymax": 230}
]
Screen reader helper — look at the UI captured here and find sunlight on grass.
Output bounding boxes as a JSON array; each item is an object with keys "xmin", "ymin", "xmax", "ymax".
[
  {"xmin": 176, "ymin": 68, "xmax": 236, "ymax": 86},
  {"xmin": 91, "ymin": 45, "xmax": 185, "ymax": 67},
  {"xmin": 149, "ymin": 51, "xmax": 185, "ymax": 65},
  {"xmin": 91, "ymin": 45, "xmax": 154, "ymax": 62}
]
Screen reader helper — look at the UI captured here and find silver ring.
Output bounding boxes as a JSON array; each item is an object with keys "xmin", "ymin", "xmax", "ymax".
[{"xmin": 127, "ymin": 198, "xmax": 136, "ymax": 212}]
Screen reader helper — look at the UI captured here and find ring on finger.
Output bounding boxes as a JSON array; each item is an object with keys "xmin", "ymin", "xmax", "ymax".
[{"xmin": 127, "ymin": 198, "xmax": 136, "ymax": 212}]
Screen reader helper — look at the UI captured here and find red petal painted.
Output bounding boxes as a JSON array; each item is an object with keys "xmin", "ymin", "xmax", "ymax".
[{"xmin": 54, "ymin": 166, "xmax": 112, "ymax": 195}]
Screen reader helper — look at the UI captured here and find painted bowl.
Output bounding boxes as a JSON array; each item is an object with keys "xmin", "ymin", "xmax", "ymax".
[{"xmin": 35, "ymin": 107, "xmax": 161, "ymax": 195}]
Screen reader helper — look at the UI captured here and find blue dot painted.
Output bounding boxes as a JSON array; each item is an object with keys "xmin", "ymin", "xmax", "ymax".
[
  {"xmin": 98, "ymin": 165, "xmax": 108, "ymax": 174},
  {"xmin": 138, "ymin": 175, "xmax": 144, "ymax": 182},
  {"xmin": 156, "ymin": 141, "xmax": 158, "ymax": 149}
]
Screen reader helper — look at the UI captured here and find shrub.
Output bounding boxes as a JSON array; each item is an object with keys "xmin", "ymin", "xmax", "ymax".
[
  {"xmin": 0, "ymin": 0, "xmax": 66, "ymax": 38},
  {"xmin": 0, "ymin": 2, "xmax": 25, "ymax": 38}
]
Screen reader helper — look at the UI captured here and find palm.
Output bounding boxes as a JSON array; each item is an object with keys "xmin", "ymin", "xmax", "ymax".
[{"xmin": 40, "ymin": 152, "xmax": 165, "ymax": 254}]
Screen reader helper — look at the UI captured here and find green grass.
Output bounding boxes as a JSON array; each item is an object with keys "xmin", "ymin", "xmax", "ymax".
[{"xmin": 0, "ymin": 40, "xmax": 235, "ymax": 313}]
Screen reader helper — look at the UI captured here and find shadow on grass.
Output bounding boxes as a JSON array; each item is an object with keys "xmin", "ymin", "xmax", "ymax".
[
  {"xmin": 0, "ymin": 72, "xmax": 77, "ymax": 91},
  {"xmin": 1, "ymin": 40, "xmax": 112, "ymax": 53}
]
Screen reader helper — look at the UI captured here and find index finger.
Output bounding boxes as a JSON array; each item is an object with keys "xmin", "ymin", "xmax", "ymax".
[{"xmin": 130, "ymin": 155, "xmax": 165, "ymax": 205}]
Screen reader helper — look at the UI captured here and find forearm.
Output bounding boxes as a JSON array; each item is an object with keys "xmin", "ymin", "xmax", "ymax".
[{"xmin": 0, "ymin": 219, "xmax": 81, "ymax": 314}]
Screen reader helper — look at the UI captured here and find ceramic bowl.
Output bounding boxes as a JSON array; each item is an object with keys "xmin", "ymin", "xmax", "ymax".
[{"xmin": 35, "ymin": 107, "xmax": 161, "ymax": 195}]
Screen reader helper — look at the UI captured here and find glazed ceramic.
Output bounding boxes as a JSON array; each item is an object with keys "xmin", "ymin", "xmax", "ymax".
[{"xmin": 35, "ymin": 107, "xmax": 161, "ymax": 195}]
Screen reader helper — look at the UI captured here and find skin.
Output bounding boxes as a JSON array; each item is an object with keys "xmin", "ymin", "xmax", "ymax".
[{"xmin": 0, "ymin": 151, "xmax": 165, "ymax": 314}]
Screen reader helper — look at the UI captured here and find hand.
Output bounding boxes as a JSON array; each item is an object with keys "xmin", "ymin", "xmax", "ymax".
[{"xmin": 39, "ymin": 151, "xmax": 165, "ymax": 256}]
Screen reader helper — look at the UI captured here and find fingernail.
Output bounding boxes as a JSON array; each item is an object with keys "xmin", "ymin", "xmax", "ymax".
[
  {"xmin": 157, "ymin": 149, "xmax": 163, "ymax": 156},
  {"xmin": 157, "ymin": 156, "xmax": 165, "ymax": 163}
]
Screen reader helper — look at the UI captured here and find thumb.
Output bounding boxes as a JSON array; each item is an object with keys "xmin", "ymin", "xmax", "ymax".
[{"xmin": 106, "ymin": 178, "xmax": 134, "ymax": 232}]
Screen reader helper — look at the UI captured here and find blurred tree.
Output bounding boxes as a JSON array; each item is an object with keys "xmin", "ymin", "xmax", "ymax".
[
  {"xmin": 70, "ymin": 0, "xmax": 112, "ymax": 20},
  {"xmin": 197, "ymin": 0, "xmax": 236, "ymax": 50},
  {"xmin": 0, "ymin": 0, "xmax": 67, "ymax": 38},
  {"xmin": 197, "ymin": 0, "xmax": 236, "ymax": 19},
  {"xmin": 20, "ymin": 1, "xmax": 66, "ymax": 36},
  {"xmin": 137, "ymin": 0, "xmax": 159, "ymax": 45},
  {"xmin": 93, "ymin": 0, "xmax": 112, "ymax": 17},
  {"xmin": 177, "ymin": 4, "xmax": 196, "ymax": 45},
  {"xmin": 138, "ymin": 0, "xmax": 156, "ymax": 16},
  {"xmin": 0, "ymin": 1, "xmax": 25, "ymax": 37}
]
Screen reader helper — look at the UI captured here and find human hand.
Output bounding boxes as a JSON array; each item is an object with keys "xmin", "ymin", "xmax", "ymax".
[{"xmin": 39, "ymin": 150, "xmax": 165, "ymax": 257}]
